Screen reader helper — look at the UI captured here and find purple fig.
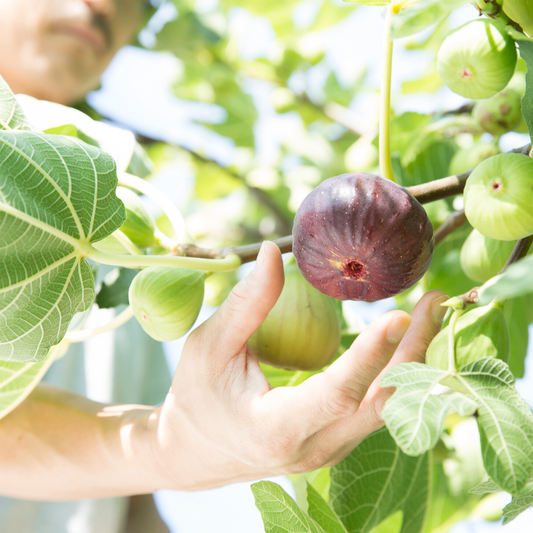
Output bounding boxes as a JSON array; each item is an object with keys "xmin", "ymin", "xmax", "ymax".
[{"xmin": 292, "ymin": 173, "xmax": 434, "ymax": 302}]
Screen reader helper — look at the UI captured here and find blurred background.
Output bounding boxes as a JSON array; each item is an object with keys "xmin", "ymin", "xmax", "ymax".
[{"xmin": 82, "ymin": 0, "xmax": 533, "ymax": 531}]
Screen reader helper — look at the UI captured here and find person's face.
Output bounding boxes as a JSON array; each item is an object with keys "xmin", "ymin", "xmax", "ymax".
[{"xmin": 0, "ymin": 0, "xmax": 144, "ymax": 104}]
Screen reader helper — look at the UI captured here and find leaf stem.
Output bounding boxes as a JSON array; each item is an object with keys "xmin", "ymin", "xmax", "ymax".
[
  {"xmin": 65, "ymin": 306, "xmax": 135, "ymax": 343},
  {"xmin": 113, "ymin": 230, "xmax": 143, "ymax": 256},
  {"xmin": 447, "ymin": 309, "xmax": 464, "ymax": 373},
  {"xmin": 118, "ymin": 172, "xmax": 188, "ymax": 245},
  {"xmin": 85, "ymin": 246, "xmax": 242, "ymax": 272},
  {"xmin": 379, "ymin": 4, "xmax": 396, "ymax": 183}
]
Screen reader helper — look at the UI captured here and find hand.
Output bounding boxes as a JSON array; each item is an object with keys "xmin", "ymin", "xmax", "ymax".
[{"xmin": 150, "ymin": 242, "xmax": 448, "ymax": 491}]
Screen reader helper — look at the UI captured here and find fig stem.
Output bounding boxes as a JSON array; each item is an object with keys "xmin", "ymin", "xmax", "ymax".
[
  {"xmin": 85, "ymin": 246, "xmax": 242, "ymax": 272},
  {"xmin": 113, "ymin": 229, "xmax": 143, "ymax": 256},
  {"xmin": 379, "ymin": 4, "xmax": 396, "ymax": 183},
  {"xmin": 447, "ymin": 309, "xmax": 464, "ymax": 373},
  {"xmin": 119, "ymin": 172, "xmax": 188, "ymax": 245},
  {"xmin": 64, "ymin": 306, "xmax": 135, "ymax": 343}
]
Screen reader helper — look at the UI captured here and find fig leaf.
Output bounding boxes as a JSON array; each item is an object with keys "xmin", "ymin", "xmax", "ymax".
[
  {"xmin": 502, "ymin": 482, "xmax": 533, "ymax": 524},
  {"xmin": 516, "ymin": 37, "xmax": 533, "ymax": 148}
]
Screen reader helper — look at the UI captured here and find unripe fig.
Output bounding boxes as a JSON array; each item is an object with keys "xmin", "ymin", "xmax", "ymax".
[
  {"xmin": 116, "ymin": 186, "xmax": 158, "ymax": 249},
  {"xmin": 449, "ymin": 141, "xmax": 499, "ymax": 176},
  {"xmin": 503, "ymin": 0, "xmax": 533, "ymax": 37},
  {"xmin": 437, "ymin": 19, "xmax": 517, "ymax": 99},
  {"xmin": 426, "ymin": 303, "xmax": 510, "ymax": 372},
  {"xmin": 249, "ymin": 260, "xmax": 340, "ymax": 371},
  {"xmin": 292, "ymin": 173, "xmax": 434, "ymax": 302},
  {"xmin": 472, "ymin": 89, "xmax": 522, "ymax": 136},
  {"xmin": 460, "ymin": 229, "xmax": 516, "ymax": 283},
  {"xmin": 129, "ymin": 267, "xmax": 205, "ymax": 342},
  {"xmin": 92, "ymin": 233, "xmax": 129, "ymax": 255},
  {"xmin": 464, "ymin": 153, "xmax": 533, "ymax": 241}
]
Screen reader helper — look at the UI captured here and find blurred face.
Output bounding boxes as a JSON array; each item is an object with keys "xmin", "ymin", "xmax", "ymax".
[{"xmin": 0, "ymin": 0, "xmax": 144, "ymax": 104}]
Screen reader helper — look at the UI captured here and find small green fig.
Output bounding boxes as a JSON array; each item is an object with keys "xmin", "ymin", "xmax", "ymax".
[
  {"xmin": 116, "ymin": 186, "xmax": 158, "ymax": 249},
  {"xmin": 448, "ymin": 141, "xmax": 500, "ymax": 176},
  {"xmin": 426, "ymin": 303, "xmax": 510, "ymax": 373},
  {"xmin": 503, "ymin": 0, "xmax": 533, "ymax": 37},
  {"xmin": 460, "ymin": 229, "xmax": 516, "ymax": 283},
  {"xmin": 464, "ymin": 153, "xmax": 533, "ymax": 241},
  {"xmin": 472, "ymin": 89, "xmax": 522, "ymax": 136},
  {"xmin": 249, "ymin": 260, "xmax": 341, "ymax": 371},
  {"xmin": 437, "ymin": 19, "xmax": 517, "ymax": 99},
  {"xmin": 129, "ymin": 267, "xmax": 205, "ymax": 342}
]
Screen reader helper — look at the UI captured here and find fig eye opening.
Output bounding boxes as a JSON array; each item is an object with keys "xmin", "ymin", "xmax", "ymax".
[{"xmin": 341, "ymin": 259, "xmax": 367, "ymax": 280}]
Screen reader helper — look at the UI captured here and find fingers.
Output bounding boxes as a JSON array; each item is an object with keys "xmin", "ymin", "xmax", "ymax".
[
  {"xmin": 257, "ymin": 310, "xmax": 412, "ymax": 439},
  {"xmin": 195, "ymin": 241, "xmax": 284, "ymax": 365}
]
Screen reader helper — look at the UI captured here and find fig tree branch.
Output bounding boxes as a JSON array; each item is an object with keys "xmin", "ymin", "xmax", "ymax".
[
  {"xmin": 434, "ymin": 210, "xmax": 467, "ymax": 246},
  {"xmin": 500, "ymin": 235, "xmax": 533, "ymax": 273}
]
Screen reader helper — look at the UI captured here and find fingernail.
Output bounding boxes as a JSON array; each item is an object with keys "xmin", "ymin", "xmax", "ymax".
[
  {"xmin": 254, "ymin": 242, "xmax": 267, "ymax": 271},
  {"xmin": 386, "ymin": 314, "xmax": 411, "ymax": 344},
  {"xmin": 431, "ymin": 295, "xmax": 449, "ymax": 324}
]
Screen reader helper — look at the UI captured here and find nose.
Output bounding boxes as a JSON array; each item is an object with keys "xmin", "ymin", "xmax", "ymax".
[{"xmin": 81, "ymin": 0, "xmax": 116, "ymax": 17}]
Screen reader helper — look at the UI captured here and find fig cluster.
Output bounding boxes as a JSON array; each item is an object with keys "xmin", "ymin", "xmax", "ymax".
[{"xmin": 292, "ymin": 173, "xmax": 434, "ymax": 302}]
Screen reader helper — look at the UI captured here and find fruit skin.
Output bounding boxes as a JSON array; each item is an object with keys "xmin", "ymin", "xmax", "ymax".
[
  {"xmin": 464, "ymin": 153, "xmax": 533, "ymax": 241},
  {"xmin": 472, "ymin": 89, "xmax": 522, "ymax": 136},
  {"xmin": 437, "ymin": 18, "xmax": 517, "ymax": 99},
  {"xmin": 249, "ymin": 261, "xmax": 340, "ymax": 371},
  {"xmin": 460, "ymin": 229, "xmax": 516, "ymax": 283},
  {"xmin": 292, "ymin": 173, "xmax": 434, "ymax": 302},
  {"xmin": 129, "ymin": 267, "xmax": 205, "ymax": 342},
  {"xmin": 503, "ymin": 0, "xmax": 533, "ymax": 37},
  {"xmin": 116, "ymin": 186, "xmax": 158, "ymax": 249},
  {"xmin": 426, "ymin": 304, "xmax": 510, "ymax": 372}
]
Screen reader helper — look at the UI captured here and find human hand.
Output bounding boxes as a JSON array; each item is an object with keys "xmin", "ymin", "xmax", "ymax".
[{"xmin": 149, "ymin": 241, "xmax": 448, "ymax": 491}]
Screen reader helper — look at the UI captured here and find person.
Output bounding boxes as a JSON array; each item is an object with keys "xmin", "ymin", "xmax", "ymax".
[{"xmin": 0, "ymin": 0, "xmax": 449, "ymax": 530}]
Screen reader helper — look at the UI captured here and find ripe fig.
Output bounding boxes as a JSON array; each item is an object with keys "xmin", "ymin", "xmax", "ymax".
[
  {"xmin": 116, "ymin": 186, "xmax": 158, "ymax": 249},
  {"xmin": 464, "ymin": 153, "xmax": 533, "ymax": 241},
  {"xmin": 426, "ymin": 303, "xmax": 510, "ymax": 373},
  {"xmin": 129, "ymin": 267, "xmax": 205, "ymax": 342},
  {"xmin": 472, "ymin": 89, "xmax": 522, "ymax": 136},
  {"xmin": 249, "ymin": 259, "xmax": 340, "ymax": 370},
  {"xmin": 292, "ymin": 173, "xmax": 434, "ymax": 302},
  {"xmin": 460, "ymin": 229, "xmax": 516, "ymax": 283},
  {"xmin": 437, "ymin": 19, "xmax": 517, "ymax": 99}
]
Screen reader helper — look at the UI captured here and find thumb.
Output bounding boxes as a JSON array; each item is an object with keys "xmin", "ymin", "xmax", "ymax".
[{"xmin": 206, "ymin": 241, "xmax": 284, "ymax": 363}]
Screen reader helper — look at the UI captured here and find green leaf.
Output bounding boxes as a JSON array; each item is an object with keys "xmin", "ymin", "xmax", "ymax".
[
  {"xmin": 504, "ymin": 295, "xmax": 531, "ymax": 378},
  {"xmin": 0, "ymin": 76, "xmax": 33, "ymax": 132},
  {"xmin": 380, "ymin": 363, "xmax": 477, "ymax": 456},
  {"xmin": 478, "ymin": 255, "xmax": 533, "ymax": 304},
  {"xmin": 0, "ymin": 131, "xmax": 125, "ymax": 362},
  {"xmin": 306, "ymin": 483, "xmax": 347, "ymax": 533},
  {"xmin": 516, "ymin": 36, "xmax": 533, "ymax": 146},
  {"xmin": 96, "ymin": 268, "xmax": 138, "ymax": 309},
  {"xmin": 502, "ymin": 483, "xmax": 533, "ymax": 524},
  {"xmin": 469, "ymin": 478, "xmax": 503, "ymax": 494},
  {"xmin": 329, "ymin": 427, "xmax": 430, "ymax": 533},
  {"xmin": 252, "ymin": 480, "xmax": 326, "ymax": 533},
  {"xmin": 456, "ymin": 358, "xmax": 533, "ymax": 495},
  {"xmin": 343, "ymin": 0, "xmax": 389, "ymax": 5},
  {"xmin": 391, "ymin": 0, "xmax": 468, "ymax": 39}
]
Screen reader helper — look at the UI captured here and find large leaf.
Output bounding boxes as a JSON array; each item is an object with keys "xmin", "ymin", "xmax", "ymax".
[
  {"xmin": 0, "ymin": 131, "xmax": 125, "ymax": 362},
  {"xmin": 0, "ymin": 77, "xmax": 33, "ymax": 132},
  {"xmin": 380, "ymin": 364, "xmax": 477, "ymax": 456},
  {"xmin": 307, "ymin": 483, "xmax": 347, "ymax": 533},
  {"xmin": 329, "ymin": 427, "xmax": 430, "ymax": 533},
  {"xmin": 455, "ymin": 358, "xmax": 533, "ymax": 495},
  {"xmin": 504, "ymin": 295, "xmax": 532, "ymax": 378},
  {"xmin": 502, "ymin": 483, "xmax": 533, "ymax": 524},
  {"xmin": 391, "ymin": 0, "xmax": 468, "ymax": 39},
  {"xmin": 516, "ymin": 38, "xmax": 533, "ymax": 146},
  {"xmin": 252, "ymin": 480, "xmax": 326, "ymax": 533}
]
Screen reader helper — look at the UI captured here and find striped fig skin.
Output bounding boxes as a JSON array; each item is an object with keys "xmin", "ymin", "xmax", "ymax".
[{"xmin": 292, "ymin": 173, "xmax": 434, "ymax": 302}]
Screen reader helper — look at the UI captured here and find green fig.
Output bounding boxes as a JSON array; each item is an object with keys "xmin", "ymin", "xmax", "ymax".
[
  {"xmin": 472, "ymin": 89, "xmax": 522, "ymax": 136},
  {"xmin": 249, "ymin": 260, "xmax": 341, "ymax": 371},
  {"xmin": 464, "ymin": 153, "xmax": 533, "ymax": 241},
  {"xmin": 437, "ymin": 19, "xmax": 517, "ymax": 99},
  {"xmin": 503, "ymin": 0, "xmax": 533, "ymax": 37},
  {"xmin": 426, "ymin": 303, "xmax": 510, "ymax": 374},
  {"xmin": 129, "ymin": 267, "xmax": 206, "ymax": 342},
  {"xmin": 92, "ymin": 233, "xmax": 129, "ymax": 255},
  {"xmin": 460, "ymin": 229, "xmax": 516, "ymax": 283},
  {"xmin": 448, "ymin": 141, "xmax": 500, "ymax": 176},
  {"xmin": 116, "ymin": 187, "xmax": 158, "ymax": 249}
]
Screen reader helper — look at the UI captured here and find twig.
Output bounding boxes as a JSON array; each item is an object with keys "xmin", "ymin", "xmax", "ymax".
[
  {"xmin": 500, "ymin": 235, "xmax": 533, "ymax": 274},
  {"xmin": 434, "ymin": 210, "xmax": 467, "ymax": 246}
]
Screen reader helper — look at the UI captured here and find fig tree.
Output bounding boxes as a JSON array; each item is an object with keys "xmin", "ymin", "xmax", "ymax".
[
  {"xmin": 426, "ymin": 303, "xmax": 510, "ymax": 372},
  {"xmin": 249, "ymin": 260, "xmax": 340, "ymax": 371},
  {"xmin": 129, "ymin": 267, "xmax": 205, "ymax": 342},
  {"xmin": 116, "ymin": 186, "xmax": 158, "ymax": 249},
  {"xmin": 472, "ymin": 89, "xmax": 522, "ymax": 136},
  {"xmin": 437, "ymin": 19, "xmax": 517, "ymax": 99},
  {"xmin": 460, "ymin": 229, "xmax": 516, "ymax": 283},
  {"xmin": 464, "ymin": 153, "xmax": 533, "ymax": 241},
  {"xmin": 292, "ymin": 173, "xmax": 434, "ymax": 302}
]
